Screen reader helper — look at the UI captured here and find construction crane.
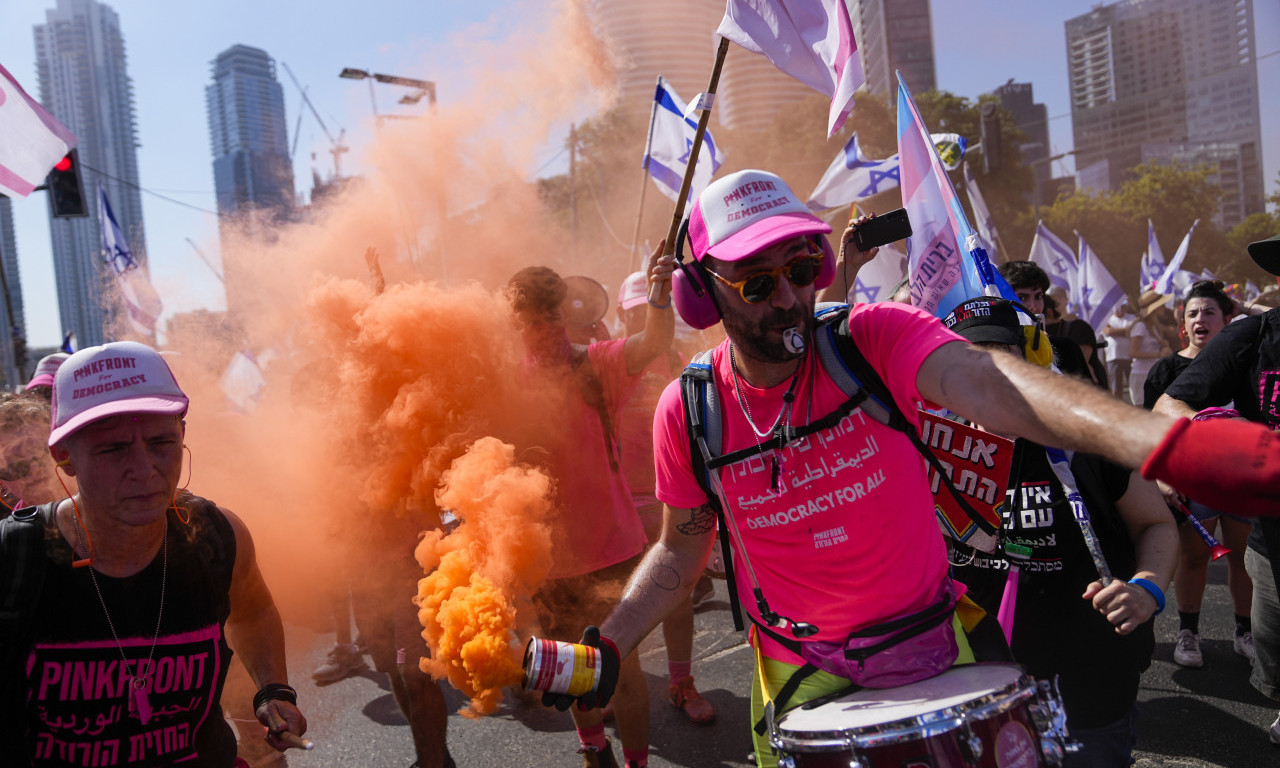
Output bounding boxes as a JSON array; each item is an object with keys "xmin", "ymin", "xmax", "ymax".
[{"xmin": 280, "ymin": 61, "xmax": 349, "ymax": 179}]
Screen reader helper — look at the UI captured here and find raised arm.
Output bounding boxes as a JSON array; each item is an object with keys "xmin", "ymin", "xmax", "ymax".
[
  {"xmin": 623, "ymin": 239, "xmax": 677, "ymax": 376},
  {"xmin": 601, "ymin": 503, "xmax": 717, "ymax": 657},
  {"xmin": 816, "ymin": 215, "xmax": 878, "ymax": 304}
]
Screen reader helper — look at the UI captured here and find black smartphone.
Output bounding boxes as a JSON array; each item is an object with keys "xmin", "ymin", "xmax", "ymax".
[{"xmin": 851, "ymin": 208, "xmax": 912, "ymax": 251}]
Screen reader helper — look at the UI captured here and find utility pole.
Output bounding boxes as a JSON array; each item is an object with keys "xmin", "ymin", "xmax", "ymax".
[{"xmin": 568, "ymin": 123, "xmax": 577, "ymax": 262}]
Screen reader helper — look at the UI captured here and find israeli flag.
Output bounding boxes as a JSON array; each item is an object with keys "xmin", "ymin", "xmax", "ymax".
[
  {"xmin": 98, "ymin": 184, "xmax": 162, "ymax": 338},
  {"xmin": 1154, "ymin": 220, "xmax": 1201, "ymax": 296},
  {"xmin": 1027, "ymin": 221, "xmax": 1077, "ymax": 299},
  {"xmin": 844, "ymin": 246, "xmax": 907, "ymax": 304},
  {"xmin": 1139, "ymin": 220, "xmax": 1166, "ymax": 291},
  {"xmin": 643, "ymin": 77, "xmax": 724, "ymax": 203},
  {"xmin": 807, "ymin": 133, "xmax": 900, "ymax": 212},
  {"xmin": 1074, "ymin": 233, "xmax": 1125, "ymax": 330}
]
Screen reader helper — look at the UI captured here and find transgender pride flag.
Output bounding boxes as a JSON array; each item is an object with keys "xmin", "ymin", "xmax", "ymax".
[{"xmin": 897, "ymin": 73, "xmax": 1010, "ymax": 318}]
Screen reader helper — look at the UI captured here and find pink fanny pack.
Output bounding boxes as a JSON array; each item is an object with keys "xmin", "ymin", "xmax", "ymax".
[{"xmin": 788, "ymin": 582, "xmax": 959, "ymax": 688}]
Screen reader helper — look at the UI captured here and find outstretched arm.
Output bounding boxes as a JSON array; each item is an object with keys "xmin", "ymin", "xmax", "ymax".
[
  {"xmin": 918, "ymin": 341, "xmax": 1280, "ymax": 515},
  {"xmin": 224, "ymin": 508, "xmax": 308, "ymax": 749},
  {"xmin": 917, "ymin": 341, "xmax": 1172, "ymax": 469},
  {"xmin": 601, "ymin": 503, "xmax": 716, "ymax": 657},
  {"xmin": 623, "ymin": 239, "xmax": 677, "ymax": 376}
]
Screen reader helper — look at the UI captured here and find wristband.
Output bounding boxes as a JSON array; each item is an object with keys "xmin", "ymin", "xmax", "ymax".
[
  {"xmin": 253, "ymin": 683, "xmax": 298, "ymax": 712},
  {"xmin": 1127, "ymin": 577, "xmax": 1165, "ymax": 615},
  {"xmin": 648, "ymin": 295, "xmax": 671, "ymax": 309}
]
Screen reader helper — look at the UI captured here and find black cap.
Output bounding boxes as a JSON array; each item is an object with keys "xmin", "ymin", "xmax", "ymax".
[
  {"xmin": 1248, "ymin": 234, "xmax": 1280, "ymax": 277},
  {"xmin": 943, "ymin": 297, "xmax": 1024, "ymax": 347}
]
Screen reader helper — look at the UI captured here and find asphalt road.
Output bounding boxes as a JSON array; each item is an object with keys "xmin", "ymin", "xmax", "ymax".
[{"xmin": 250, "ymin": 556, "xmax": 1279, "ymax": 768}]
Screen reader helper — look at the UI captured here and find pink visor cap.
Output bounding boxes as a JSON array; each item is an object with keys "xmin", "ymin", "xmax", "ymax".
[
  {"xmin": 688, "ymin": 170, "xmax": 831, "ymax": 263},
  {"xmin": 618, "ymin": 272, "xmax": 648, "ymax": 310},
  {"xmin": 25, "ymin": 352, "xmax": 69, "ymax": 390},
  {"xmin": 49, "ymin": 341, "xmax": 189, "ymax": 447}
]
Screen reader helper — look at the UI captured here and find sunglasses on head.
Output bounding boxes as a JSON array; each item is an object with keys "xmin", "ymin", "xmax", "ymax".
[{"xmin": 705, "ymin": 252, "xmax": 824, "ymax": 304}]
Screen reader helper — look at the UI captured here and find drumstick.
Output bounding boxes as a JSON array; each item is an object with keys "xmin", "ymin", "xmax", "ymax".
[
  {"xmin": 1173, "ymin": 500, "xmax": 1231, "ymax": 561},
  {"xmin": 279, "ymin": 732, "xmax": 314, "ymax": 750}
]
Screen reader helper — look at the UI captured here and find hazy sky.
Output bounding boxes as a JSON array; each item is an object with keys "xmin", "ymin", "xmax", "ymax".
[{"xmin": 1, "ymin": 0, "xmax": 1277, "ymax": 348}]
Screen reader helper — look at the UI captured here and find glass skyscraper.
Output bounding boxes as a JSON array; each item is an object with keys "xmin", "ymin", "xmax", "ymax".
[
  {"xmin": 34, "ymin": 0, "xmax": 144, "ymax": 348},
  {"xmin": 206, "ymin": 45, "xmax": 295, "ymax": 220}
]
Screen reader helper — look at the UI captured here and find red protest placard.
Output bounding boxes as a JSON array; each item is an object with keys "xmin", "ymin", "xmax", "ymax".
[{"xmin": 917, "ymin": 410, "xmax": 1015, "ymax": 552}]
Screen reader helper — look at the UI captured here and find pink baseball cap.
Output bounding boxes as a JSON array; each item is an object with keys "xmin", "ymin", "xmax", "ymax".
[
  {"xmin": 25, "ymin": 352, "xmax": 69, "ymax": 390},
  {"xmin": 49, "ymin": 341, "xmax": 189, "ymax": 447},
  {"xmin": 688, "ymin": 170, "xmax": 831, "ymax": 263},
  {"xmin": 617, "ymin": 272, "xmax": 648, "ymax": 310}
]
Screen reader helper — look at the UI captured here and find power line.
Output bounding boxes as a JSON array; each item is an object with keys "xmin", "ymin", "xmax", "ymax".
[{"xmin": 80, "ymin": 161, "xmax": 223, "ymax": 218}]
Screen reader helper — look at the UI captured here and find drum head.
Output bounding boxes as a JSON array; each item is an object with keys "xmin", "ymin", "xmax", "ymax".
[{"xmin": 777, "ymin": 663, "xmax": 1026, "ymax": 737}]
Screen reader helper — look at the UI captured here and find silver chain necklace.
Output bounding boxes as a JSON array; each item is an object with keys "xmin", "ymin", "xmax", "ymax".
[
  {"xmin": 729, "ymin": 345, "xmax": 800, "ymax": 439},
  {"xmin": 71, "ymin": 504, "xmax": 168, "ymax": 725}
]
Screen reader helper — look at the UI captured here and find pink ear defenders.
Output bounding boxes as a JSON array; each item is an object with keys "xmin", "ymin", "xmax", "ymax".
[{"xmin": 671, "ymin": 218, "xmax": 839, "ymax": 330}]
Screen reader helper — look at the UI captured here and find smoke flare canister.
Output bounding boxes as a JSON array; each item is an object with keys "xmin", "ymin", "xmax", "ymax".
[{"xmin": 522, "ymin": 637, "xmax": 602, "ymax": 696}]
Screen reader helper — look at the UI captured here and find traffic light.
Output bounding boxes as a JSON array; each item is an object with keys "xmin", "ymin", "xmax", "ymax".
[
  {"xmin": 47, "ymin": 149, "xmax": 88, "ymax": 218},
  {"xmin": 980, "ymin": 103, "xmax": 1002, "ymax": 175}
]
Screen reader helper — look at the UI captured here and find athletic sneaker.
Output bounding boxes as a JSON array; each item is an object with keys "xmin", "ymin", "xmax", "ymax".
[
  {"xmin": 311, "ymin": 642, "xmax": 368, "ymax": 685},
  {"xmin": 1235, "ymin": 631, "xmax": 1257, "ymax": 663},
  {"xmin": 579, "ymin": 738, "xmax": 619, "ymax": 768},
  {"xmin": 1270, "ymin": 714, "xmax": 1280, "ymax": 746},
  {"xmin": 1173, "ymin": 629, "xmax": 1204, "ymax": 668},
  {"xmin": 667, "ymin": 676, "xmax": 716, "ymax": 724}
]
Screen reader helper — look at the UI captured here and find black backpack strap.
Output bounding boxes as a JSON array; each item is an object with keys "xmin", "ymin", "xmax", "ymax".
[
  {"xmin": 818, "ymin": 306, "xmax": 999, "ymax": 538},
  {"xmin": 572, "ymin": 350, "xmax": 621, "ymax": 473},
  {"xmin": 1, "ymin": 503, "xmax": 55, "ymax": 759},
  {"xmin": 681, "ymin": 351, "xmax": 746, "ymax": 632}
]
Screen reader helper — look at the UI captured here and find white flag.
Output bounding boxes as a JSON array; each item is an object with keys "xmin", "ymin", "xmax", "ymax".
[
  {"xmin": 0, "ymin": 63, "xmax": 78, "ymax": 198},
  {"xmin": 717, "ymin": 0, "xmax": 865, "ymax": 137},
  {"xmin": 844, "ymin": 246, "xmax": 906, "ymax": 304},
  {"xmin": 99, "ymin": 185, "xmax": 162, "ymax": 338},
  {"xmin": 1027, "ymin": 221, "xmax": 1077, "ymax": 299},
  {"xmin": 643, "ymin": 77, "xmax": 725, "ymax": 203},
  {"xmin": 1139, "ymin": 220, "xmax": 1165, "ymax": 291},
  {"xmin": 963, "ymin": 161, "xmax": 998, "ymax": 256},
  {"xmin": 1154, "ymin": 219, "xmax": 1200, "ymax": 296},
  {"xmin": 806, "ymin": 133, "xmax": 900, "ymax": 211},
  {"xmin": 1075, "ymin": 233, "xmax": 1125, "ymax": 330}
]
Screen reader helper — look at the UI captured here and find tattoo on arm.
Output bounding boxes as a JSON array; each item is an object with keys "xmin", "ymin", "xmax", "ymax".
[{"xmin": 675, "ymin": 504, "xmax": 716, "ymax": 536}]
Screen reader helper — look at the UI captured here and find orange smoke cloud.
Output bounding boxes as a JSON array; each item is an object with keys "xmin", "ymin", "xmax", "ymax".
[{"xmin": 414, "ymin": 437, "xmax": 554, "ymax": 717}]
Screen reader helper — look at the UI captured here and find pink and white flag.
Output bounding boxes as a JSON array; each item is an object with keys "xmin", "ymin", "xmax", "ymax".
[
  {"xmin": 717, "ymin": 0, "xmax": 865, "ymax": 137},
  {"xmin": 0, "ymin": 63, "xmax": 77, "ymax": 199}
]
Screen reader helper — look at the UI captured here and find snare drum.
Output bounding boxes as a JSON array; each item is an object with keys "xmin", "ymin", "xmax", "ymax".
[{"xmin": 771, "ymin": 663, "xmax": 1064, "ymax": 768}]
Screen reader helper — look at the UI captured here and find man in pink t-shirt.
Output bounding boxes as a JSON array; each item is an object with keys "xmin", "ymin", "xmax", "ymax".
[
  {"xmin": 508, "ymin": 248, "xmax": 674, "ymax": 768},
  {"xmin": 544, "ymin": 168, "xmax": 1280, "ymax": 767}
]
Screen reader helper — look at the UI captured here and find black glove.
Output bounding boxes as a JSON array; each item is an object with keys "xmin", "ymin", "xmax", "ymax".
[{"xmin": 541, "ymin": 625, "xmax": 621, "ymax": 712}]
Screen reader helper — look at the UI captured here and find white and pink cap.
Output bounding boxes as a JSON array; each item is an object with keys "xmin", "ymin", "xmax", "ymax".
[
  {"xmin": 25, "ymin": 352, "xmax": 69, "ymax": 390},
  {"xmin": 688, "ymin": 170, "xmax": 831, "ymax": 262},
  {"xmin": 49, "ymin": 341, "xmax": 189, "ymax": 446},
  {"xmin": 617, "ymin": 272, "xmax": 648, "ymax": 310}
]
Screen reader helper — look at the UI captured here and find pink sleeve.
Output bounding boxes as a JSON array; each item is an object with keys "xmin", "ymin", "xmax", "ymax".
[
  {"xmin": 588, "ymin": 339, "xmax": 640, "ymax": 414},
  {"xmin": 652, "ymin": 377, "xmax": 711, "ymax": 509},
  {"xmin": 844, "ymin": 302, "xmax": 966, "ymax": 425}
]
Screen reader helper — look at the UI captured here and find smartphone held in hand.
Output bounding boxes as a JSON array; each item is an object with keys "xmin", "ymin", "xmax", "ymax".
[{"xmin": 852, "ymin": 208, "xmax": 912, "ymax": 251}]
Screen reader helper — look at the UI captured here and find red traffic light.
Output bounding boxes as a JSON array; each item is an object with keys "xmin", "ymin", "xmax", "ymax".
[{"xmin": 55, "ymin": 156, "xmax": 72, "ymax": 172}]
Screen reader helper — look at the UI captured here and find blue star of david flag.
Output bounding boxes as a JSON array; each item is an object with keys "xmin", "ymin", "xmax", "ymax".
[
  {"xmin": 806, "ymin": 132, "xmax": 901, "ymax": 211},
  {"xmin": 643, "ymin": 77, "xmax": 724, "ymax": 203},
  {"xmin": 98, "ymin": 184, "xmax": 162, "ymax": 338}
]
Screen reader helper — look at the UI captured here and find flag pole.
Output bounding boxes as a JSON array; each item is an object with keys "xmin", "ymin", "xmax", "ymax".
[
  {"xmin": 630, "ymin": 77, "xmax": 662, "ymax": 272},
  {"xmin": 648, "ymin": 36, "xmax": 731, "ymax": 304}
]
